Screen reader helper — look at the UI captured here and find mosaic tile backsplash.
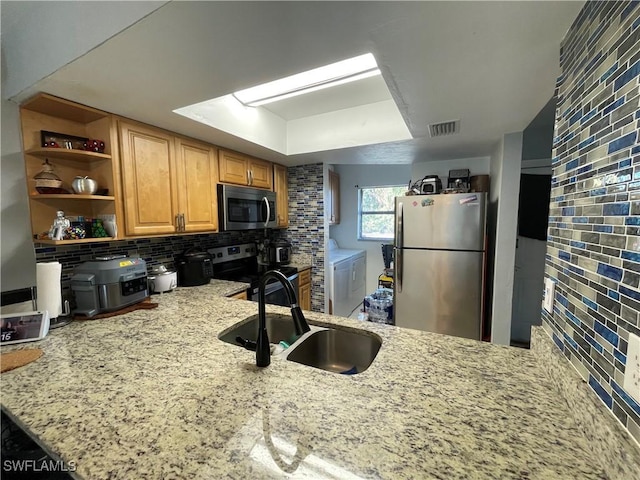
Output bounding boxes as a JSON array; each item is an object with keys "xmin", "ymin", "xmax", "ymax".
[
  {"xmin": 34, "ymin": 164, "xmax": 327, "ymax": 313},
  {"xmin": 286, "ymin": 163, "xmax": 325, "ymax": 312},
  {"xmin": 35, "ymin": 230, "xmax": 267, "ymax": 304},
  {"xmin": 542, "ymin": 0, "xmax": 640, "ymax": 445}
]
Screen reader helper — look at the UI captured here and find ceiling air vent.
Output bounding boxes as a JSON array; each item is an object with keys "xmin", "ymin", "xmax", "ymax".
[{"xmin": 428, "ymin": 120, "xmax": 460, "ymax": 138}]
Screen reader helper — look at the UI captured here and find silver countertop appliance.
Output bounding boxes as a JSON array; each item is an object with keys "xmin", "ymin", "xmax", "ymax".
[
  {"xmin": 267, "ymin": 239, "xmax": 292, "ymax": 266},
  {"xmin": 71, "ymin": 255, "xmax": 148, "ymax": 317}
]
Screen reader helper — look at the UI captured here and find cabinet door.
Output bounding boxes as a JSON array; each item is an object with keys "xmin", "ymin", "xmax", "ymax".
[
  {"xmin": 273, "ymin": 163, "xmax": 289, "ymax": 227},
  {"xmin": 298, "ymin": 268, "xmax": 312, "ymax": 311},
  {"xmin": 119, "ymin": 120, "xmax": 178, "ymax": 235},
  {"xmin": 176, "ymin": 138, "xmax": 218, "ymax": 233},
  {"xmin": 219, "ymin": 149, "xmax": 249, "ymax": 185},
  {"xmin": 229, "ymin": 291, "xmax": 248, "ymax": 300},
  {"xmin": 328, "ymin": 170, "xmax": 340, "ymax": 225},
  {"xmin": 299, "ymin": 282, "xmax": 311, "ymax": 311},
  {"xmin": 249, "ymin": 158, "xmax": 273, "ymax": 190}
]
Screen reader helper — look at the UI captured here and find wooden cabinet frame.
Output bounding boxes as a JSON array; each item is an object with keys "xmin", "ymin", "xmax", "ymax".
[{"xmin": 20, "ymin": 93, "xmax": 121, "ymax": 245}]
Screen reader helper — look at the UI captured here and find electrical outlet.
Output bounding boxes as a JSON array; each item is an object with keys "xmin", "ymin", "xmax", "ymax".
[
  {"xmin": 624, "ymin": 333, "xmax": 640, "ymax": 404},
  {"xmin": 543, "ymin": 278, "xmax": 555, "ymax": 313}
]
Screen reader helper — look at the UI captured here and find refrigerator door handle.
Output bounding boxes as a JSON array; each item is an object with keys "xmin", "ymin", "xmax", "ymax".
[{"xmin": 396, "ymin": 202, "xmax": 403, "ymax": 293}]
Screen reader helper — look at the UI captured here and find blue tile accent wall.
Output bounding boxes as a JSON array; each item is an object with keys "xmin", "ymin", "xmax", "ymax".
[
  {"xmin": 286, "ymin": 163, "xmax": 325, "ymax": 312},
  {"xmin": 543, "ymin": 0, "xmax": 640, "ymax": 445}
]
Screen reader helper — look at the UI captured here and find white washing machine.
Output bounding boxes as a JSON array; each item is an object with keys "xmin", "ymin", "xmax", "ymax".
[{"xmin": 328, "ymin": 239, "xmax": 366, "ymax": 317}]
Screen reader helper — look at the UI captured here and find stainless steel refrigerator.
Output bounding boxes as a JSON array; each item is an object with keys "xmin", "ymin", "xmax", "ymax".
[{"xmin": 393, "ymin": 192, "xmax": 487, "ymax": 340}]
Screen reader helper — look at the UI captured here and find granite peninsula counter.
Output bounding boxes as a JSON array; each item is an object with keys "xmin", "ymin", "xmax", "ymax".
[{"xmin": 1, "ymin": 282, "xmax": 608, "ymax": 479}]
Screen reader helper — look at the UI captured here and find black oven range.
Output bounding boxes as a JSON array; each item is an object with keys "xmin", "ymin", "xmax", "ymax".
[{"xmin": 208, "ymin": 243, "xmax": 298, "ymax": 306}]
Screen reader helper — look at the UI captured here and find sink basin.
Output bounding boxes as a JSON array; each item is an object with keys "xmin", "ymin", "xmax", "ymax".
[
  {"xmin": 285, "ymin": 328, "xmax": 381, "ymax": 374},
  {"xmin": 218, "ymin": 313, "xmax": 301, "ymax": 348}
]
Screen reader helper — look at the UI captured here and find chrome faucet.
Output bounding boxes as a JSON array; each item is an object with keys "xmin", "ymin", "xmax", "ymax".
[{"xmin": 256, "ymin": 270, "xmax": 310, "ymax": 367}]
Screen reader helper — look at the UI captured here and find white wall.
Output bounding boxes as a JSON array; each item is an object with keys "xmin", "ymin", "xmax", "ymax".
[
  {"xmin": 1, "ymin": 98, "xmax": 37, "ymax": 292},
  {"xmin": 1, "ymin": 1, "xmax": 167, "ymax": 100},
  {"xmin": 0, "ymin": 1, "xmax": 165, "ymax": 295},
  {"xmin": 489, "ymin": 132, "xmax": 523, "ymax": 345},
  {"xmin": 329, "ymin": 164, "xmax": 412, "ymax": 294}
]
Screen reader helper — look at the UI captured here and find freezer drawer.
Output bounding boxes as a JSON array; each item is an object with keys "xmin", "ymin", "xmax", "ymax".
[{"xmin": 394, "ymin": 249, "xmax": 484, "ymax": 340}]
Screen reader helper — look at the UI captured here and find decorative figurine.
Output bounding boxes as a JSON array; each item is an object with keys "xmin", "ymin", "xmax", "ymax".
[{"xmin": 49, "ymin": 211, "xmax": 70, "ymax": 240}]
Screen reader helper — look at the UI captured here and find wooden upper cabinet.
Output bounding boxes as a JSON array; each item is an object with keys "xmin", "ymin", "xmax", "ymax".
[
  {"xmin": 248, "ymin": 158, "xmax": 272, "ymax": 189},
  {"xmin": 218, "ymin": 149, "xmax": 248, "ymax": 185},
  {"xmin": 175, "ymin": 138, "xmax": 218, "ymax": 233},
  {"xmin": 119, "ymin": 119, "xmax": 178, "ymax": 236},
  {"xmin": 218, "ymin": 149, "xmax": 273, "ymax": 190},
  {"xmin": 273, "ymin": 163, "xmax": 289, "ymax": 228},
  {"xmin": 328, "ymin": 170, "xmax": 340, "ymax": 225}
]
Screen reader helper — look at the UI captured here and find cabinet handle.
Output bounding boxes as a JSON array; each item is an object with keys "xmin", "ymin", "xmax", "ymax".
[
  {"xmin": 247, "ymin": 169, "xmax": 252, "ymax": 185},
  {"xmin": 175, "ymin": 214, "xmax": 180, "ymax": 231},
  {"xmin": 180, "ymin": 213, "xmax": 185, "ymax": 232}
]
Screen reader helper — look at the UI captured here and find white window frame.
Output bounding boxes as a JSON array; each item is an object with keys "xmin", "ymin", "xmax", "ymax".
[{"xmin": 357, "ymin": 185, "xmax": 404, "ymax": 241}]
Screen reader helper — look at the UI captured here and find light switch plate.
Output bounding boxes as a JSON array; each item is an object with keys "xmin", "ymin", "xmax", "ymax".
[
  {"xmin": 543, "ymin": 278, "xmax": 555, "ymax": 313},
  {"xmin": 623, "ymin": 333, "xmax": 640, "ymax": 404}
]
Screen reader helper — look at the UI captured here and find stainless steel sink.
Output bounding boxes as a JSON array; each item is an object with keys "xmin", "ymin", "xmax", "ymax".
[
  {"xmin": 218, "ymin": 313, "xmax": 301, "ymax": 348},
  {"xmin": 285, "ymin": 328, "xmax": 381, "ymax": 374}
]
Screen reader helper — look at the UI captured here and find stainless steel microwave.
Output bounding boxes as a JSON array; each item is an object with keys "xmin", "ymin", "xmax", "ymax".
[{"xmin": 218, "ymin": 184, "xmax": 277, "ymax": 230}]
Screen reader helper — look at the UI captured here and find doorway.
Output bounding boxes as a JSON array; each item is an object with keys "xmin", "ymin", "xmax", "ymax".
[{"xmin": 511, "ymin": 168, "xmax": 552, "ymax": 346}]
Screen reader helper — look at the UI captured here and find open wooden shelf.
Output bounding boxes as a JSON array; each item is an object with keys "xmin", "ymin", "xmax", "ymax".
[
  {"xmin": 34, "ymin": 237, "xmax": 115, "ymax": 245},
  {"xmin": 26, "ymin": 147, "xmax": 111, "ymax": 162},
  {"xmin": 30, "ymin": 194, "xmax": 115, "ymax": 201},
  {"xmin": 21, "ymin": 93, "xmax": 109, "ymax": 124}
]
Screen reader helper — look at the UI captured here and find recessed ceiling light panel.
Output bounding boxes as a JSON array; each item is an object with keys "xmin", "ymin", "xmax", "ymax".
[{"xmin": 233, "ymin": 53, "xmax": 380, "ymax": 107}]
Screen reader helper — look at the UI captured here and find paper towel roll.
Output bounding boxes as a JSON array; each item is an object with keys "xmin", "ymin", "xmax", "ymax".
[{"xmin": 36, "ymin": 262, "xmax": 62, "ymax": 318}]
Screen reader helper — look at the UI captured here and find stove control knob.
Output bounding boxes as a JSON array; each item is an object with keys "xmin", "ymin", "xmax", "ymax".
[{"xmin": 217, "ymin": 253, "xmax": 223, "ymax": 258}]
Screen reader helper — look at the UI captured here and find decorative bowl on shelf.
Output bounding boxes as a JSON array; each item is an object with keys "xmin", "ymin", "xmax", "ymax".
[{"xmin": 71, "ymin": 176, "xmax": 98, "ymax": 195}]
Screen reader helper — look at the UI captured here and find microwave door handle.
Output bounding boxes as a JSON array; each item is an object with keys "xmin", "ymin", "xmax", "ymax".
[
  {"xmin": 396, "ymin": 201, "xmax": 403, "ymax": 293},
  {"xmin": 263, "ymin": 196, "xmax": 270, "ymax": 227}
]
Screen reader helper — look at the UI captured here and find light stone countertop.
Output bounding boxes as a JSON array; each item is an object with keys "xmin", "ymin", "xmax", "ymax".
[
  {"xmin": 1, "ymin": 281, "xmax": 607, "ymax": 479},
  {"xmin": 289, "ymin": 254, "xmax": 312, "ymax": 272}
]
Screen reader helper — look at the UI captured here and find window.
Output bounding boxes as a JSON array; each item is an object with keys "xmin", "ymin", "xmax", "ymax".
[{"xmin": 358, "ymin": 185, "xmax": 406, "ymax": 241}]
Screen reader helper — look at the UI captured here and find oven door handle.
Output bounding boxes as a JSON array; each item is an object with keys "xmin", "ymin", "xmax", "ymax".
[
  {"xmin": 262, "ymin": 196, "xmax": 271, "ymax": 227},
  {"xmin": 252, "ymin": 273, "xmax": 299, "ymax": 299},
  {"xmin": 254, "ymin": 280, "xmax": 284, "ymax": 297}
]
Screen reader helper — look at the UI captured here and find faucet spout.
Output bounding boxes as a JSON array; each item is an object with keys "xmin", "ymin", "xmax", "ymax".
[{"xmin": 256, "ymin": 270, "xmax": 311, "ymax": 367}]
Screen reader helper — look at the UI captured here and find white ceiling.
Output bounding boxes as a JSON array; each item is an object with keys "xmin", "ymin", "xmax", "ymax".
[
  {"xmin": 16, "ymin": 1, "xmax": 584, "ymax": 167},
  {"xmin": 262, "ymin": 75, "xmax": 392, "ymax": 121}
]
